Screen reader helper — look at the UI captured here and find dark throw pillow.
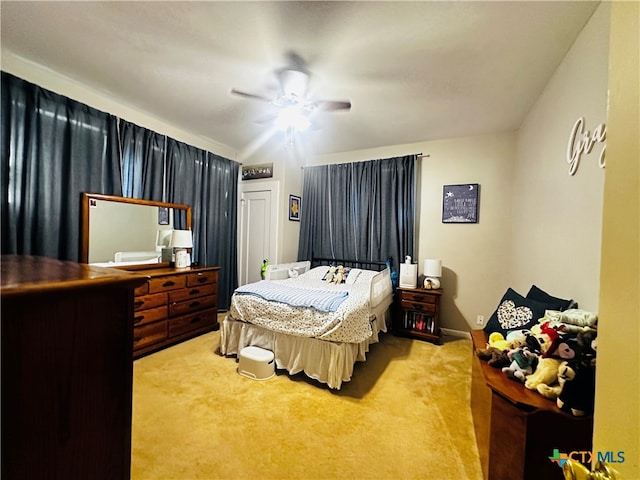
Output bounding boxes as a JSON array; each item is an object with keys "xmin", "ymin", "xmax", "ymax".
[
  {"xmin": 484, "ymin": 288, "xmax": 552, "ymax": 335},
  {"xmin": 526, "ymin": 285, "xmax": 575, "ymax": 311}
]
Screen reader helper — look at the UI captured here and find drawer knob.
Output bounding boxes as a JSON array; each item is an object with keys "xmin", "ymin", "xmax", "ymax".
[
  {"xmin": 189, "ymin": 301, "xmax": 201, "ymax": 308},
  {"xmin": 134, "ymin": 315, "xmax": 144, "ymax": 324},
  {"xmin": 189, "ymin": 289, "xmax": 201, "ymax": 296},
  {"xmin": 134, "ymin": 300, "xmax": 144, "ymax": 308},
  {"xmin": 162, "ymin": 280, "xmax": 176, "ymax": 287},
  {"xmin": 197, "ymin": 277, "xmax": 208, "ymax": 283},
  {"xmin": 190, "ymin": 317, "xmax": 201, "ymax": 324}
]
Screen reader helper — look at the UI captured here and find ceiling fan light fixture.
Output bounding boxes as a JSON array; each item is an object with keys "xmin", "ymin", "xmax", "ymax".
[{"xmin": 275, "ymin": 105, "xmax": 311, "ymax": 132}]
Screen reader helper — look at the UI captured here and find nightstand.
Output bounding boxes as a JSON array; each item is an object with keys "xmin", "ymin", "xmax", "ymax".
[{"xmin": 394, "ymin": 287, "xmax": 443, "ymax": 344}]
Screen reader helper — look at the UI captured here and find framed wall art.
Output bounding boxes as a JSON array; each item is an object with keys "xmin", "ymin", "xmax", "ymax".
[
  {"xmin": 289, "ymin": 195, "xmax": 301, "ymax": 221},
  {"xmin": 242, "ymin": 163, "xmax": 273, "ymax": 180},
  {"xmin": 442, "ymin": 184, "xmax": 480, "ymax": 223}
]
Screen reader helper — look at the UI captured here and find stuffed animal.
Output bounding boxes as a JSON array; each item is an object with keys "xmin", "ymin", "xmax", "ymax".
[
  {"xmin": 476, "ymin": 347, "xmax": 511, "ymax": 368},
  {"xmin": 502, "ymin": 347, "xmax": 538, "ymax": 382},
  {"xmin": 333, "ymin": 265, "xmax": 346, "ymax": 284},
  {"xmin": 556, "ymin": 360, "xmax": 596, "ymax": 416},
  {"xmin": 524, "ymin": 357, "xmax": 562, "ymax": 391},
  {"xmin": 324, "ymin": 265, "xmax": 337, "ymax": 284},
  {"xmin": 537, "ymin": 361, "xmax": 570, "ymax": 400}
]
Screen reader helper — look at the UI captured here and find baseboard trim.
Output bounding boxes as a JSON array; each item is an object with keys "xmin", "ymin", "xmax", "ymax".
[{"xmin": 441, "ymin": 328, "xmax": 471, "ymax": 339}]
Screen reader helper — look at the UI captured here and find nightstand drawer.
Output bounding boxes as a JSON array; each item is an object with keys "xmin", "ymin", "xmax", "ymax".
[
  {"xmin": 399, "ymin": 290, "xmax": 438, "ymax": 304},
  {"xmin": 401, "ymin": 300, "xmax": 437, "ymax": 313}
]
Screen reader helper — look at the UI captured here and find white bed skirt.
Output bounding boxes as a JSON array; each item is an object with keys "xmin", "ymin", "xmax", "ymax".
[{"xmin": 220, "ymin": 311, "xmax": 389, "ymax": 390}]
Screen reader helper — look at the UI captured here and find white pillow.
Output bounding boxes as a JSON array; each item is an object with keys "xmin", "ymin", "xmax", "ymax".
[{"xmin": 345, "ymin": 268, "xmax": 361, "ymax": 284}]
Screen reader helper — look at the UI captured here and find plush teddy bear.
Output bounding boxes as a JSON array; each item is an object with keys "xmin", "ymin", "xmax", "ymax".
[
  {"xmin": 502, "ymin": 347, "xmax": 538, "ymax": 383},
  {"xmin": 324, "ymin": 265, "xmax": 337, "ymax": 284},
  {"xmin": 333, "ymin": 265, "xmax": 346, "ymax": 284},
  {"xmin": 524, "ymin": 356, "xmax": 563, "ymax": 392},
  {"xmin": 556, "ymin": 360, "xmax": 596, "ymax": 416},
  {"xmin": 537, "ymin": 361, "xmax": 570, "ymax": 400},
  {"xmin": 476, "ymin": 347, "xmax": 511, "ymax": 368}
]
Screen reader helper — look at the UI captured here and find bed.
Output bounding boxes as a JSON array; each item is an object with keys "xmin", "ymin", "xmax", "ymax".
[{"xmin": 220, "ymin": 258, "xmax": 394, "ymax": 389}]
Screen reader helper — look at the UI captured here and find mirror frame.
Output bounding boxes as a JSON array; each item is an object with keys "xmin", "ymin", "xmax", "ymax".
[{"xmin": 80, "ymin": 192, "xmax": 192, "ymax": 270}]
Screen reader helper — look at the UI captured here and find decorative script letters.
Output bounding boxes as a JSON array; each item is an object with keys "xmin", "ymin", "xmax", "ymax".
[{"xmin": 566, "ymin": 117, "xmax": 606, "ymax": 176}]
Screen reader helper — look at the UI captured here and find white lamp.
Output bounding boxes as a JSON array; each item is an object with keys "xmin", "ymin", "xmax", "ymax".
[
  {"xmin": 423, "ymin": 259, "xmax": 442, "ymax": 289},
  {"xmin": 169, "ymin": 230, "xmax": 193, "ymax": 268}
]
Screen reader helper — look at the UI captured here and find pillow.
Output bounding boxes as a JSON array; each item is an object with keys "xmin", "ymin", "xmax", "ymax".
[
  {"xmin": 484, "ymin": 288, "xmax": 553, "ymax": 335},
  {"xmin": 345, "ymin": 268, "xmax": 361, "ymax": 285},
  {"xmin": 526, "ymin": 285, "xmax": 575, "ymax": 311}
]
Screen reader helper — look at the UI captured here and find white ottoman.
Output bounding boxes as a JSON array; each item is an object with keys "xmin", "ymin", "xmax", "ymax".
[{"xmin": 238, "ymin": 346, "xmax": 275, "ymax": 380}]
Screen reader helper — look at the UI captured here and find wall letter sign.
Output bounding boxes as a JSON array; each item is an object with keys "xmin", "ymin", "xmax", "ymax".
[{"xmin": 566, "ymin": 117, "xmax": 606, "ymax": 176}]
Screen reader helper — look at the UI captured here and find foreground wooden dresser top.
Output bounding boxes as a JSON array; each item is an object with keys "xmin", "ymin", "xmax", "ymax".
[{"xmin": 1, "ymin": 255, "xmax": 146, "ymax": 480}]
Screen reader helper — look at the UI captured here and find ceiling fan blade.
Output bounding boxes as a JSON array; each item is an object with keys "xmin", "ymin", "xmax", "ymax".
[
  {"xmin": 230, "ymin": 88, "xmax": 273, "ymax": 103},
  {"xmin": 315, "ymin": 100, "xmax": 352, "ymax": 111}
]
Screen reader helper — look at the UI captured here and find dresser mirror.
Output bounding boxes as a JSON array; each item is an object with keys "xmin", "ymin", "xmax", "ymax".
[{"xmin": 80, "ymin": 193, "xmax": 192, "ymax": 269}]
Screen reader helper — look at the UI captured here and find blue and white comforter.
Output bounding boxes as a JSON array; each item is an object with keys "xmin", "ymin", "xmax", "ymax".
[{"xmin": 228, "ymin": 266, "xmax": 390, "ymax": 343}]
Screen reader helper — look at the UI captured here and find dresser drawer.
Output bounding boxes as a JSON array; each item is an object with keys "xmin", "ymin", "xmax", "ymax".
[
  {"xmin": 134, "ymin": 292, "xmax": 168, "ymax": 311},
  {"xmin": 134, "ymin": 282, "xmax": 149, "ymax": 296},
  {"xmin": 401, "ymin": 300, "xmax": 437, "ymax": 313},
  {"xmin": 133, "ymin": 305, "xmax": 168, "ymax": 327},
  {"xmin": 148, "ymin": 275, "xmax": 186, "ymax": 293},
  {"xmin": 168, "ymin": 283, "xmax": 216, "ymax": 303},
  {"xmin": 186, "ymin": 271, "xmax": 217, "ymax": 287},
  {"xmin": 133, "ymin": 321, "xmax": 168, "ymax": 350},
  {"xmin": 168, "ymin": 308, "xmax": 217, "ymax": 338},
  {"xmin": 169, "ymin": 294, "xmax": 217, "ymax": 316}
]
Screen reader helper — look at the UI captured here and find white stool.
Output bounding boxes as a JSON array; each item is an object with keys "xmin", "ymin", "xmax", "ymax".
[{"xmin": 238, "ymin": 346, "xmax": 275, "ymax": 380}]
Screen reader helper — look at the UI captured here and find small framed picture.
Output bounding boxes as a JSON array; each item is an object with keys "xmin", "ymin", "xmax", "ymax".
[
  {"xmin": 289, "ymin": 195, "xmax": 301, "ymax": 221},
  {"xmin": 442, "ymin": 184, "xmax": 480, "ymax": 223},
  {"xmin": 158, "ymin": 207, "xmax": 170, "ymax": 225}
]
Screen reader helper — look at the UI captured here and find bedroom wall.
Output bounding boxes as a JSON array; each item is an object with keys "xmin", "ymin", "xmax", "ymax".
[
  {"xmin": 310, "ymin": 132, "xmax": 517, "ymax": 333},
  {"xmin": 309, "ymin": 2, "xmax": 609, "ymax": 332},
  {"xmin": 510, "ymin": 2, "xmax": 609, "ymax": 312}
]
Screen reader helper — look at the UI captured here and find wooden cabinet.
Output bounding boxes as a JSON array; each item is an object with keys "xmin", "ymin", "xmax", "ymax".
[
  {"xmin": 470, "ymin": 330, "xmax": 593, "ymax": 480},
  {"xmin": 394, "ymin": 287, "xmax": 442, "ymax": 343},
  {"xmin": 133, "ymin": 266, "xmax": 220, "ymax": 358},
  {"xmin": 1, "ymin": 255, "xmax": 145, "ymax": 480}
]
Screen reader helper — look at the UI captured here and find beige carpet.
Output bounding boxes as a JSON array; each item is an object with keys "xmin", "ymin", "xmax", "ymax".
[{"xmin": 131, "ymin": 326, "xmax": 483, "ymax": 480}]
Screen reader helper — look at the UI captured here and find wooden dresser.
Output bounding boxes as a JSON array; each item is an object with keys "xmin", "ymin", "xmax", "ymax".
[
  {"xmin": 132, "ymin": 266, "xmax": 220, "ymax": 358},
  {"xmin": 1, "ymin": 255, "xmax": 146, "ymax": 480},
  {"xmin": 470, "ymin": 330, "xmax": 593, "ymax": 480}
]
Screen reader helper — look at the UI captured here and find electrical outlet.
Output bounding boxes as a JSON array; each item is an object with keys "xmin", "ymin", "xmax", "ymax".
[{"xmin": 476, "ymin": 315, "xmax": 485, "ymax": 326}]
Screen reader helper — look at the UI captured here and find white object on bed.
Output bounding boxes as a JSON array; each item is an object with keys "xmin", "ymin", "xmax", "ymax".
[{"xmin": 264, "ymin": 261, "xmax": 311, "ymax": 280}]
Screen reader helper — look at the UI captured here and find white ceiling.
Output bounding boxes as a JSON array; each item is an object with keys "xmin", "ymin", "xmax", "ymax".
[{"xmin": 1, "ymin": 1, "xmax": 599, "ymax": 159}]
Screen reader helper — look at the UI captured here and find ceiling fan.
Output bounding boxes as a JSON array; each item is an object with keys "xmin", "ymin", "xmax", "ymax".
[{"xmin": 230, "ymin": 52, "xmax": 352, "ymax": 122}]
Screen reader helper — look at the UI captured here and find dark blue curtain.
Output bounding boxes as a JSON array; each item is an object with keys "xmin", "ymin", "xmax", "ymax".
[
  {"xmin": 1, "ymin": 72, "xmax": 122, "ymax": 261},
  {"xmin": 297, "ymin": 155, "xmax": 416, "ymax": 272},
  {"xmin": 119, "ymin": 120, "xmax": 166, "ymax": 201},
  {"xmin": 166, "ymin": 139, "xmax": 239, "ymax": 309}
]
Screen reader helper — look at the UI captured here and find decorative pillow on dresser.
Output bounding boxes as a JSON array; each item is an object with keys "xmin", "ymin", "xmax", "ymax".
[
  {"xmin": 525, "ymin": 284, "xmax": 576, "ymax": 311},
  {"xmin": 483, "ymin": 288, "xmax": 556, "ymax": 336}
]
